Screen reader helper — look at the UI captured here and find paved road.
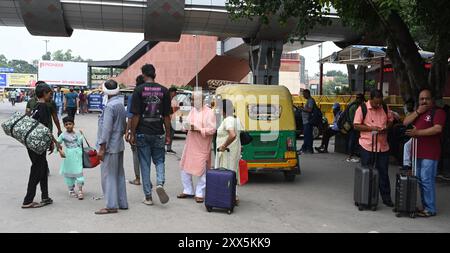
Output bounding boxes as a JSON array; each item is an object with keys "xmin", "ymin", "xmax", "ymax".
[{"xmin": 0, "ymin": 102, "xmax": 449, "ymax": 232}]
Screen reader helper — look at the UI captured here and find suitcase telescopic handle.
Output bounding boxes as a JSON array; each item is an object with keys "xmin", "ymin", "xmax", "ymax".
[
  {"xmin": 371, "ymin": 131, "xmax": 379, "ymax": 167},
  {"xmin": 412, "ymin": 138, "xmax": 417, "ymax": 177},
  {"xmin": 215, "ymin": 148, "xmax": 230, "ymax": 169}
]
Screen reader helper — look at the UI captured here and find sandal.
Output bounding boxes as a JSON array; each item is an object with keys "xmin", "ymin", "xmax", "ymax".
[
  {"xmin": 21, "ymin": 202, "xmax": 43, "ymax": 209},
  {"xmin": 235, "ymin": 197, "xmax": 240, "ymax": 206},
  {"xmin": 40, "ymin": 198, "xmax": 53, "ymax": 206},
  {"xmin": 177, "ymin": 193, "xmax": 195, "ymax": 199},
  {"xmin": 78, "ymin": 192, "xmax": 84, "ymax": 200},
  {"xmin": 195, "ymin": 197, "xmax": 204, "ymax": 203},
  {"xmin": 128, "ymin": 179, "xmax": 141, "ymax": 185},
  {"xmin": 417, "ymin": 210, "xmax": 436, "ymax": 218},
  {"xmin": 94, "ymin": 208, "xmax": 118, "ymax": 215}
]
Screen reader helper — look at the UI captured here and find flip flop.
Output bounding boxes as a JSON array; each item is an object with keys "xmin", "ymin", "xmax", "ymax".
[
  {"xmin": 177, "ymin": 193, "xmax": 195, "ymax": 199},
  {"xmin": 94, "ymin": 208, "xmax": 118, "ymax": 215},
  {"xmin": 128, "ymin": 180, "xmax": 141, "ymax": 185},
  {"xmin": 22, "ymin": 202, "xmax": 43, "ymax": 209}
]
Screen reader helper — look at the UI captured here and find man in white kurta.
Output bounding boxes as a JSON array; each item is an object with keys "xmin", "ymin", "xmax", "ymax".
[{"xmin": 178, "ymin": 94, "xmax": 216, "ymax": 203}]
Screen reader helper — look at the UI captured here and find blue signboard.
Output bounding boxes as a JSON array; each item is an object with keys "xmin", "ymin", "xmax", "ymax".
[
  {"xmin": 0, "ymin": 67, "xmax": 14, "ymax": 73},
  {"xmin": 0, "ymin": 74, "xmax": 6, "ymax": 87},
  {"xmin": 88, "ymin": 93, "xmax": 103, "ymax": 111}
]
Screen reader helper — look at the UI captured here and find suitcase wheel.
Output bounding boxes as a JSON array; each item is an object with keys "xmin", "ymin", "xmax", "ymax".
[
  {"xmin": 358, "ymin": 206, "xmax": 364, "ymax": 211},
  {"xmin": 354, "ymin": 202, "xmax": 358, "ymax": 207},
  {"xmin": 227, "ymin": 208, "xmax": 233, "ymax": 215},
  {"xmin": 206, "ymin": 206, "xmax": 212, "ymax": 212},
  {"xmin": 396, "ymin": 213, "xmax": 402, "ymax": 218}
]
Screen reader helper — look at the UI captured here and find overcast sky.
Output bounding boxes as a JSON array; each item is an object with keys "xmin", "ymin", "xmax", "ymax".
[{"xmin": 0, "ymin": 26, "xmax": 347, "ymax": 76}]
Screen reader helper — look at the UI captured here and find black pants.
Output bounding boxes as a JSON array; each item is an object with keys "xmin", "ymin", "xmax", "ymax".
[
  {"xmin": 360, "ymin": 149, "xmax": 392, "ymax": 202},
  {"xmin": 347, "ymin": 129, "xmax": 359, "ymax": 156},
  {"xmin": 23, "ymin": 149, "xmax": 49, "ymax": 205},
  {"xmin": 320, "ymin": 127, "xmax": 339, "ymax": 151},
  {"xmin": 67, "ymin": 107, "xmax": 77, "ymax": 120}
]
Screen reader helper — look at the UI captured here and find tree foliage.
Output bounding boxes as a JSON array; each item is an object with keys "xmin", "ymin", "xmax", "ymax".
[
  {"xmin": 226, "ymin": 0, "xmax": 450, "ymax": 102},
  {"xmin": 0, "ymin": 54, "xmax": 37, "ymax": 73}
]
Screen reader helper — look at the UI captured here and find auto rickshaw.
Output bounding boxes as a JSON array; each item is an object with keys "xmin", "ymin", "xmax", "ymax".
[{"xmin": 215, "ymin": 84, "xmax": 300, "ymax": 181}]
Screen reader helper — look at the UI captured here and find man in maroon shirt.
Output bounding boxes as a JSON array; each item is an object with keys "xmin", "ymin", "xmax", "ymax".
[{"xmin": 404, "ymin": 88, "xmax": 446, "ymax": 217}]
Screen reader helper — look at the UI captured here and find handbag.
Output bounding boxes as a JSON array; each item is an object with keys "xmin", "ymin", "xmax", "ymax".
[
  {"xmin": 82, "ymin": 135, "xmax": 100, "ymax": 169},
  {"xmin": 240, "ymin": 131, "xmax": 253, "ymax": 146},
  {"xmin": 235, "ymin": 116, "xmax": 253, "ymax": 145}
]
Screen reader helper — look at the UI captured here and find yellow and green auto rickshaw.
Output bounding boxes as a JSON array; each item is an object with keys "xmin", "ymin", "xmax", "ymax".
[{"xmin": 215, "ymin": 84, "xmax": 300, "ymax": 181}]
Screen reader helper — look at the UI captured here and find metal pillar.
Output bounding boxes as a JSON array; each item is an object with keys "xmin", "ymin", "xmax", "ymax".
[
  {"xmin": 249, "ymin": 40, "xmax": 283, "ymax": 85},
  {"xmin": 362, "ymin": 66, "xmax": 367, "ymax": 95},
  {"xmin": 319, "ymin": 63, "xmax": 324, "ymax": 95},
  {"xmin": 379, "ymin": 57, "xmax": 384, "ymax": 92}
]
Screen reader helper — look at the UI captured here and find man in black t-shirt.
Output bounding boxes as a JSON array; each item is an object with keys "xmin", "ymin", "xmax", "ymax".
[{"xmin": 129, "ymin": 64, "xmax": 171, "ymax": 206}]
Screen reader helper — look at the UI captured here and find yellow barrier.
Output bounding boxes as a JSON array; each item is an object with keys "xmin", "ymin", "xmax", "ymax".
[{"xmin": 292, "ymin": 95, "xmax": 450, "ymax": 124}]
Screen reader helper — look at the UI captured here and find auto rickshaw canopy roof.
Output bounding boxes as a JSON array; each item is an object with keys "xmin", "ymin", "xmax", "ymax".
[{"xmin": 215, "ymin": 84, "xmax": 296, "ymax": 131}]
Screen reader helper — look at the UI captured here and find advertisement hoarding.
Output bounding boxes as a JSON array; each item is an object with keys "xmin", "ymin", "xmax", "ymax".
[
  {"xmin": 38, "ymin": 60, "xmax": 88, "ymax": 86},
  {"xmin": 0, "ymin": 74, "xmax": 6, "ymax": 87},
  {"xmin": 7, "ymin": 73, "xmax": 37, "ymax": 87}
]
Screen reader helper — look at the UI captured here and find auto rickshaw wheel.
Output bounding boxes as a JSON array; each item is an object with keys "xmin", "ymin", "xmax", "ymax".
[{"xmin": 284, "ymin": 172, "xmax": 296, "ymax": 182}]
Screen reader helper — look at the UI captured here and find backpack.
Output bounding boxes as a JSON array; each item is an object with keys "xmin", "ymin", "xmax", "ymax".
[
  {"xmin": 309, "ymin": 99, "xmax": 323, "ymax": 126},
  {"xmin": 337, "ymin": 101, "xmax": 359, "ymax": 134},
  {"xmin": 360, "ymin": 102, "xmax": 388, "ymax": 122}
]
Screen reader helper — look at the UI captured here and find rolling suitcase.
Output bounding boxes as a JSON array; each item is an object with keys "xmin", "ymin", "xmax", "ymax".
[
  {"xmin": 205, "ymin": 148, "xmax": 237, "ymax": 214},
  {"xmin": 354, "ymin": 132, "xmax": 379, "ymax": 211},
  {"xmin": 394, "ymin": 138, "xmax": 418, "ymax": 218}
]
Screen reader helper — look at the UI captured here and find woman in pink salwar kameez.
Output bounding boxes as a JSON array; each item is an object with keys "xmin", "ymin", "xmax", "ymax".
[{"xmin": 178, "ymin": 92, "xmax": 216, "ymax": 203}]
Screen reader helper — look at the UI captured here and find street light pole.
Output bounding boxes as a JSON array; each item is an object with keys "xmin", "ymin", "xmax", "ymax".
[
  {"xmin": 43, "ymin": 40, "xmax": 49, "ymax": 57},
  {"xmin": 193, "ymin": 35, "xmax": 199, "ymax": 89}
]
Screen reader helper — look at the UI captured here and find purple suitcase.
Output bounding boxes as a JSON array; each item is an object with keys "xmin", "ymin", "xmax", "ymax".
[{"xmin": 205, "ymin": 149, "xmax": 237, "ymax": 214}]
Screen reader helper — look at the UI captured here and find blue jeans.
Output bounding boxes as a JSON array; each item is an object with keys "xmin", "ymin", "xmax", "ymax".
[
  {"xmin": 301, "ymin": 123, "xmax": 313, "ymax": 152},
  {"xmin": 360, "ymin": 149, "xmax": 392, "ymax": 202},
  {"xmin": 136, "ymin": 134, "xmax": 166, "ymax": 198},
  {"xmin": 416, "ymin": 159, "xmax": 438, "ymax": 214},
  {"xmin": 56, "ymin": 105, "xmax": 63, "ymax": 120}
]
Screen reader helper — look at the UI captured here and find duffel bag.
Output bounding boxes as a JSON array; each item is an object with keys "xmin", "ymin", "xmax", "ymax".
[{"xmin": 1, "ymin": 112, "xmax": 52, "ymax": 155}]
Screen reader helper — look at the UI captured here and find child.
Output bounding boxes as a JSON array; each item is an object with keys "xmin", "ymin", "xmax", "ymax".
[{"xmin": 57, "ymin": 116, "xmax": 85, "ymax": 200}]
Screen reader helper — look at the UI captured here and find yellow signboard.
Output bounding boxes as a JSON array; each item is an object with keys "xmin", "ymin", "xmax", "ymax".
[{"xmin": 7, "ymin": 73, "xmax": 37, "ymax": 87}]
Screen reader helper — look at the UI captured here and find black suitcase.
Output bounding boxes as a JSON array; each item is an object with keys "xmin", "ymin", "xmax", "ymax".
[
  {"xmin": 394, "ymin": 138, "xmax": 418, "ymax": 218},
  {"xmin": 354, "ymin": 132, "xmax": 379, "ymax": 211}
]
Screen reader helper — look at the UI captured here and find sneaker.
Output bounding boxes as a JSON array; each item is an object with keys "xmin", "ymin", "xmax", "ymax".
[
  {"xmin": 350, "ymin": 158, "xmax": 360, "ymax": 163},
  {"xmin": 315, "ymin": 147, "xmax": 328, "ymax": 153},
  {"xmin": 143, "ymin": 196, "xmax": 153, "ymax": 206},
  {"xmin": 166, "ymin": 150, "xmax": 177, "ymax": 155},
  {"xmin": 346, "ymin": 158, "xmax": 352, "ymax": 162},
  {"xmin": 156, "ymin": 185, "xmax": 169, "ymax": 204}
]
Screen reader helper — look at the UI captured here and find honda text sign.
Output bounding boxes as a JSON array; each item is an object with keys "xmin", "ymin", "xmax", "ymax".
[{"xmin": 38, "ymin": 60, "xmax": 88, "ymax": 86}]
